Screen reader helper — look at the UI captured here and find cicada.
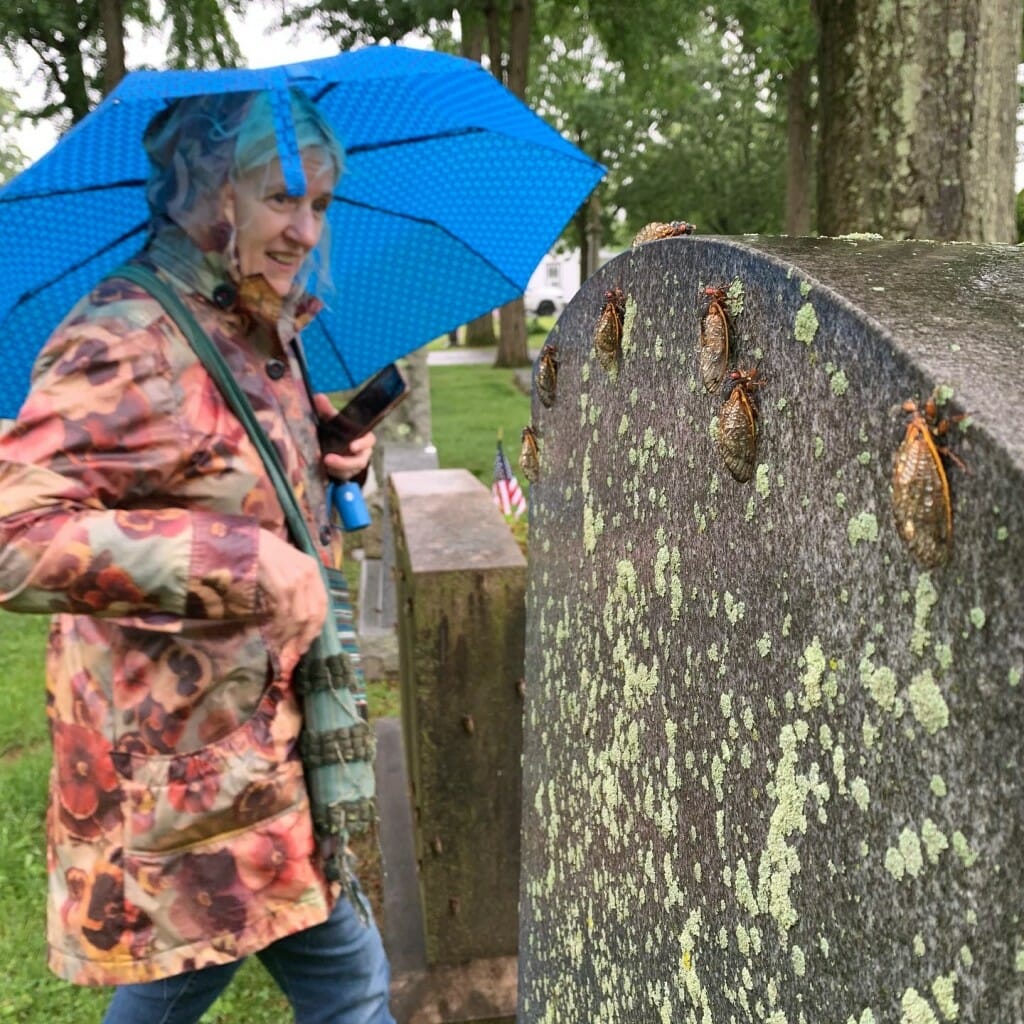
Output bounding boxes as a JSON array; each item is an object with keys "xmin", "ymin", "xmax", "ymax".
[
  {"xmin": 699, "ymin": 285, "xmax": 731, "ymax": 393},
  {"xmin": 631, "ymin": 221, "xmax": 696, "ymax": 246},
  {"xmin": 536, "ymin": 343, "xmax": 559, "ymax": 408},
  {"xmin": 520, "ymin": 425, "xmax": 541, "ymax": 483},
  {"xmin": 717, "ymin": 367, "xmax": 765, "ymax": 483},
  {"xmin": 891, "ymin": 395, "xmax": 964, "ymax": 568},
  {"xmin": 594, "ymin": 286, "xmax": 626, "ymax": 371}
]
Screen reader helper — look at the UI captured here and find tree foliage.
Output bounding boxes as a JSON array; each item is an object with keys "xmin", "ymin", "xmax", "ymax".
[
  {"xmin": 532, "ymin": 6, "xmax": 786, "ymax": 242},
  {"xmin": 281, "ymin": 0, "xmax": 453, "ymax": 49},
  {"xmin": 0, "ymin": 88, "xmax": 27, "ymax": 183},
  {"xmin": 0, "ymin": 0, "xmax": 244, "ymax": 127}
]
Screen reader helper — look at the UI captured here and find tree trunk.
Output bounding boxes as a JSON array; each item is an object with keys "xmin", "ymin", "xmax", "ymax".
[
  {"xmin": 817, "ymin": 0, "xmax": 1021, "ymax": 242},
  {"xmin": 584, "ymin": 190, "xmax": 601, "ymax": 278},
  {"xmin": 495, "ymin": 297, "xmax": 530, "ymax": 367},
  {"xmin": 460, "ymin": 3, "xmax": 485, "ymax": 60},
  {"xmin": 784, "ymin": 58, "xmax": 813, "ymax": 236},
  {"xmin": 486, "ymin": 2, "xmax": 503, "ymax": 82},
  {"xmin": 457, "ymin": 4, "xmax": 491, "ymax": 347},
  {"xmin": 492, "ymin": 0, "xmax": 532, "ymax": 368},
  {"xmin": 465, "ymin": 313, "xmax": 497, "ymax": 346},
  {"xmin": 98, "ymin": 0, "xmax": 126, "ymax": 94},
  {"xmin": 61, "ymin": 38, "xmax": 92, "ymax": 123}
]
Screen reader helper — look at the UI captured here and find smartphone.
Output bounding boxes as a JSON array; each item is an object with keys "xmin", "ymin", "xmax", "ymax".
[{"xmin": 317, "ymin": 363, "xmax": 409, "ymax": 454}]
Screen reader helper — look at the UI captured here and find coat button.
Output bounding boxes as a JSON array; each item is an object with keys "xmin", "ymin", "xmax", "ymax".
[
  {"xmin": 319, "ymin": 525, "xmax": 332, "ymax": 546},
  {"xmin": 265, "ymin": 359, "xmax": 286, "ymax": 380},
  {"xmin": 211, "ymin": 283, "xmax": 237, "ymax": 309}
]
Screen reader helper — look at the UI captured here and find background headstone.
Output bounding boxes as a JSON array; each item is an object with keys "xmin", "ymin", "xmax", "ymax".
[
  {"xmin": 350, "ymin": 345, "xmax": 437, "ymax": 677},
  {"xmin": 518, "ymin": 237, "xmax": 1024, "ymax": 1023},
  {"xmin": 391, "ymin": 468, "xmax": 526, "ymax": 967}
]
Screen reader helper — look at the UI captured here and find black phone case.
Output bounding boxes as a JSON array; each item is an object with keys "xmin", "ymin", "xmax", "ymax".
[{"xmin": 317, "ymin": 413, "xmax": 366, "ymax": 454}]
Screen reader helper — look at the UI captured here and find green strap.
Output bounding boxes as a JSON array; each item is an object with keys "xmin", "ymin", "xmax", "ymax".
[{"xmin": 115, "ymin": 263, "xmax": 340, "ymax": 655}]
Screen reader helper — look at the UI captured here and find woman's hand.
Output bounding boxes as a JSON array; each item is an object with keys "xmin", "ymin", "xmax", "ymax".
[
  {"xmin": 313, "ymin": 392, "xmax": 376, "ymax": 481},
  {"xmin": 256, "ymin": 529, "xmax": 327, "ymax": 677}
]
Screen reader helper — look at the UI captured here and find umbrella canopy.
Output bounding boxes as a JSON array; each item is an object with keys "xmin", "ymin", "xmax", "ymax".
[{"xmin": 0, "ymin": 46, "xmax": 604, "ymax": 418}]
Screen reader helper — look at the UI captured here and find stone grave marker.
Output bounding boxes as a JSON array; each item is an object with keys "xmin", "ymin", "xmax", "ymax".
[
  {"xmin": 383, "ymin": 468, "xmax": 524, "ymax": 1023},
  {"xmin": 518, "ymin": 236, "xmax": 1024, "ymax": 1023}
]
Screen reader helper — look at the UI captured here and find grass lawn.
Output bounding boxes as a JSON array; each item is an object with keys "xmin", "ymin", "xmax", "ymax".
[
  {"xmin": 0, "ymin": 357, "xmax": 532, "ymax": 1022},
  {"xmin": 429, "ymin": 361, "xmax": 533, "ymax": 483}
]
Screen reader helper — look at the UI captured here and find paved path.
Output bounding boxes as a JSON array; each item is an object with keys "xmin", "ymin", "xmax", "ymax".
[{"xmin": 426, "ymin": 345, "xmax": 541, "ymax": 366}]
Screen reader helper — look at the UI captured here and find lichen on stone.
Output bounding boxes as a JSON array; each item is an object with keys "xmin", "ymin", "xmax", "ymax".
[
  {"xmin": 951, "ymin": 830, "xmax": 978, "ymax": 868},
  {"xmin": 859, "ymin": 651, "xmax": 898, "ymax": 714},
  {"xmin": 931, "ymin": 971, "xmax": 958, "ymax": 1021},
  {"xmin": 847, "ymin": 511, "xmax": 879, "ymax": 547},
  {"xmin": 791, "ymin": 944, "xmax": 806, "ymax": 976},
  {"xmin": 911, "ymin": 574, "xmax": 939, "ymax": 657},
  {"xmin": 908, "ymin": 669, "xmax": 949, "ymax": 734},
  {"xmin": 620, "ymin": 295, "xmax": 639, "ymax": 356},
  {"xmin": 850, "ymin": 777, "xmax": 870, "ymax": 811},
  {"xmin": 726, "ymin": 277, "xmax": 746, "ymax": 314},
  {"xmin": 899, "ymin": 826, "xmax": 924, "ymax": 878},
  {"xmin": 794, "ymin": 302, "xmax": 819, "ymax": 345},
  {"xmin": 921, "ymin": 818, "xmax": 949, "ymax": 864},
  {"xmin": 900, "ymin": 987, "xmax": 940, "ymax": 1024},
  {"xmin": 830, "ymin": 369, "xmax": 850, "ymax": 396},
  {"xmin": 725, "ymin": 591, "xmax": 746, "ymax": 624},
  {"xmin": 885, "ymin": 845, "xmax": 906, "ymax": 880}
]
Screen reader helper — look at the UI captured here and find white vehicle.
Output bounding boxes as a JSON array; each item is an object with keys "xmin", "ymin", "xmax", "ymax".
[
  {"xmin": 524, "ymin": 250, "xmax": 576, "ymax": 317},
  {"xmin": 524, "ymin": 247, "xmax": 618, "ymax": 317}
]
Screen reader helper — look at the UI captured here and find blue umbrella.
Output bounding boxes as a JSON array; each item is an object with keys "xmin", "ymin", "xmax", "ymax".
[{"xmin": 0, "ymin": 45, "xmax": 605, "ymax": 418}]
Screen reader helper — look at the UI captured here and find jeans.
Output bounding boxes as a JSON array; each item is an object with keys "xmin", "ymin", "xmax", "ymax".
[{"xmin": 102, "ymin": 891, "xmax": 395, "ymax": 1024}]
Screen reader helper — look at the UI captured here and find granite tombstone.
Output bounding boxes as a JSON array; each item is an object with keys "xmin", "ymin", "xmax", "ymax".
[{"xmin": 518, "ymin": 236, "xmax": 1024, "ymax": 1024}]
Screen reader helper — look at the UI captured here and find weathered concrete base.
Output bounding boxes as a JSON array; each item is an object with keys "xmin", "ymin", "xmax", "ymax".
[
  {"xmin": 358, "ymin": 556, "xmax": 401, "ymax": 679},
  {"xmin": 376, "ymin": 718, "xmax": 518, "ymax": 1024},
  {"xmin": 390, "ymin": 959, "xmax": 517, "ymax": 1024}
]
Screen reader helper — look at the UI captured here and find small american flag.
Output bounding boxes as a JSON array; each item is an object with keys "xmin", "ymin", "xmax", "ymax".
[{"xmin": 492, "ymin": 437, "xmax": 527, "ymax": 519}]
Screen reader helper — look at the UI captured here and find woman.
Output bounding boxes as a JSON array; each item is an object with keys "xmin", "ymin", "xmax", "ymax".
[{"xmin": 0, "ymin": 89, "xmax": 394, "ymax": 1023}]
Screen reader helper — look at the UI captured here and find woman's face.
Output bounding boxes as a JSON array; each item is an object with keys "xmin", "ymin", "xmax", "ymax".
[{"xmin": 228, "ymin": 147, "xmax": 336, "ymax": 298}]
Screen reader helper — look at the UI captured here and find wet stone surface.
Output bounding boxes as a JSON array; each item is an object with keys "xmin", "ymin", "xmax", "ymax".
[{"xmin": 518, "ymin": 237, "xmax": 1024, "ymax": 1024}]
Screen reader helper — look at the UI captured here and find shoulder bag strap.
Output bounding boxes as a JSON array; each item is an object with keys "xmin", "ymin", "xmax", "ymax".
[{"xmin": 114, "ymin": 262, "xmax": 342, "ymax": 658}]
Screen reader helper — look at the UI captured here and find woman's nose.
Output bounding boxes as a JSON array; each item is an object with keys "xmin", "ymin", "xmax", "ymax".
[{"xmin": 287, "ymin": 205, "xmax": 321, "ymax": 248}]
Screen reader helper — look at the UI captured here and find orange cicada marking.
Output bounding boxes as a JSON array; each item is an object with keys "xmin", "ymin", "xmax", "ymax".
[
  {"xmin": 717, "ymin": 367, "xmax": 765, "ymax": 483},
  {"xmin": 536, "ymin": 343, "xmax": 559, "ymax": 408},
  {"xmin": 699, "ymin": 285, "xmax": 730, "ymax": 393},
  {"xmin": 594, "ymin": 286, "xmax": 626, "ymax": 371},
  {"xmin": 891, "ymin": 395, "xmax": 966, "ymax": 568},
  {"xmin": 519, "ymin": 425, "xmax": 541, "ymax": 483},
  {"xmin": 631, "ymin": 221, "xmax": 696, "ymax": 246}
]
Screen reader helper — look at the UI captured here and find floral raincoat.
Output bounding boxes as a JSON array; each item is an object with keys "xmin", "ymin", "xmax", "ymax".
[{"xmin": 0, "ymin": 222, "xmax": 347, "ymax": 984}]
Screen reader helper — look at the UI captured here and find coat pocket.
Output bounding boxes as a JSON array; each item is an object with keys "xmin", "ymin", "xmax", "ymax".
[
  {"xmin": 122, "ymin": 804, "xmax": 323, "ymax": 953},
  {"xmin": 115, "ymin": 681, "xmax": 306, "ymax": 856}
]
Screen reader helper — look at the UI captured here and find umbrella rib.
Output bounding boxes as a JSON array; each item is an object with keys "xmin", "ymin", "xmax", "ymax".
[
  {"xmin": 344, "ymin": 127, "xmax": 485, "ymax": 154},
  {"xmin": 11, "ymin": 222, "xmax": 149, "ymax": 309},
  {"xmin": 0, "ymin": 179, "xmax": 147, "ymax": 204},
  {"xmin": 334, "ymin": 196, "xmax": 522, "ymax": 293},
  {"xmin": 313, "ymin": 320, "xmax": 357, "ymax": 390}
]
